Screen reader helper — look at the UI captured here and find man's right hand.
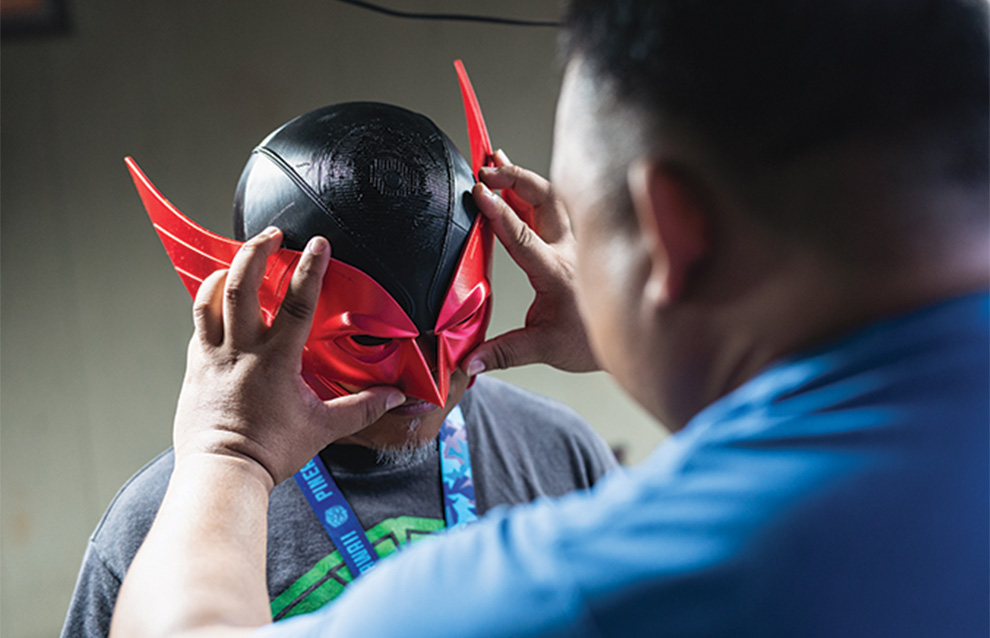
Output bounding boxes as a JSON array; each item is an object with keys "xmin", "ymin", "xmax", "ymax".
[
  {"xmin": 463, "ymin": 152, "xmax": 599, "ymax": 376},
  {"xmin": 173, "ymin": 228, "xmax": 405, "ymax": 489}
]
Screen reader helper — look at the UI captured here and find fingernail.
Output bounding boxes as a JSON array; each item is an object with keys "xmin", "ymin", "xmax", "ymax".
[
  {"xmin": 262, "ymin": 226, "xmax": 280, "ymax": 238},
  {"xmin": 386, "ymin": 392, "xmax": 406, "ymax": 410},
  {"xmin": 495, "ymin": 149, "xmax": 511, "ymax": 165},
  {"xmin": 473, "ymin": 183, "xmax": 494, "ymax": 203},
  {"xmin": 466, "ymin": 359, "xmax": 486, "ymax": 376},
  {"xmin": 306, "ymin": 236, "xmax": 328, "ymax": 255}
]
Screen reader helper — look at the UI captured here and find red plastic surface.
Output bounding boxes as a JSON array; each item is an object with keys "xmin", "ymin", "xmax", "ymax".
[{"xmin": 454, "ymin": 59, "xmax": 495, "ymax": 175}]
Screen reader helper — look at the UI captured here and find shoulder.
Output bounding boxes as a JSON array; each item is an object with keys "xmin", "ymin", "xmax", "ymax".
[
  {"xmin": 463, "ymin": 375, "xmax": 613, "ymax": 455},
  {"xmin": 461, "ymin": 376, "xmax": 618, "ymax": 496},
  {"xmin": 463, "ymin": 375, "xmax": 598, "ymax": 440},
  {"xmin": 89, "ymin": 449, "xmax": 174, "ymax": 579}
]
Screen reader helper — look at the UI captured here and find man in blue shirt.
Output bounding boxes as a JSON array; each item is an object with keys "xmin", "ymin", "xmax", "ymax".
[{"xmin": 109, "ymin": 0, "xmax": 989, "ymax": 636}]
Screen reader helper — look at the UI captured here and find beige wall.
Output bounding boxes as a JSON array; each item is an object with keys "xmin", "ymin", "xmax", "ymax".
[{"xmin": 0, "ymin": 2, "xmax": 665, "ymax": 636}]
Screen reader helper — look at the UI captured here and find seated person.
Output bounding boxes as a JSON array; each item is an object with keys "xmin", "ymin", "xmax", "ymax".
[{"xmin": 61, "ymin": 102, "xmax": 617, "ymax": 637}]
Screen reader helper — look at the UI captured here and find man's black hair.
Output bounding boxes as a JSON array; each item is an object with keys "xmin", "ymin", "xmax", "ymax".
[{"xmin": 562, "ymin": 0, "xmax": 988, "ymax": 174}]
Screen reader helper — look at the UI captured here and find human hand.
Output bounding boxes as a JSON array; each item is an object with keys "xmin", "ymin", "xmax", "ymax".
[
  {"xmin": 463, "ymin": 152, "xmax": 599, "ymax": 376},
  {"xmin": 172, "ymin": 228, "xmax": 405, "ymax": 489}
]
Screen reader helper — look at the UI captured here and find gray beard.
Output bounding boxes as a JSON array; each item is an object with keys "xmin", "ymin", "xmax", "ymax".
[{"xmin": 374, "ymin": 440, "xmax": 434, "ymax": 467}]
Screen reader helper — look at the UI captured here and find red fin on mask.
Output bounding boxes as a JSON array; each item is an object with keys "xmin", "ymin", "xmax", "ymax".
[
  {"xmin": 454, "ymin": 60, "xmax": 495, "ymax": 176},
  {"xmin": 451, "ymin": 62, "xmax": 497, "ymax": 390},
  {"xmin": 126, "ymin": 156, "xmax": 239, "ymax": 296},
  {"xmin": 124, "ymin": 157, "xmax": 299, "ymax": 322}
]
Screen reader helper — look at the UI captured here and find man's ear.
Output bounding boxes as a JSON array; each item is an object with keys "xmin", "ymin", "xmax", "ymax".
[{"xmin": 627, "ymin": 159, "xmax": 711, "ymax": 306}]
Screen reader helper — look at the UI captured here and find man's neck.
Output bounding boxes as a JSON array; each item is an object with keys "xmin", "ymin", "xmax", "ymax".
[{"xmin": 706, "ymin": 239, "xmax": 989, "ymax": 419}]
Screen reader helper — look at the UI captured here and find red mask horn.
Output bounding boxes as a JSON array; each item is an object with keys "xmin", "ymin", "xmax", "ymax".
[
  {"xmin": 446, "ymin": 60, "xmax": 496, "ymax": 393},
  {"xmin": 455, "ymin": 59, "xmax": 495, "ymax": 175}
]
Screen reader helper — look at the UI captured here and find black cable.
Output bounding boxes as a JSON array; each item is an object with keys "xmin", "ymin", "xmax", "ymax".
[{"xmin": 334, "ymin": 0, "xmax": 561, "ymax": 27}]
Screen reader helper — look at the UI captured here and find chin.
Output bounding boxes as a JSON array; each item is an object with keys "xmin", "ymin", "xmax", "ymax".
[
  {"xmin": 366, "ymin": 410, "xmax": 446, "ymax": 450},
  {"xmin": 372, "ymin": 435, "xmax": 436, "ymax": 466},
  {"xmin": 341, "ymin": 371, "xmax": 470, "ymax": 451}
]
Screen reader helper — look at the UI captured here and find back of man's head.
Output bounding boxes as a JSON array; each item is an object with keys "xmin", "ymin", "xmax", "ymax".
[{"xmin": 562, "ymin": 0, "xmax": 989, "ymax": 260}]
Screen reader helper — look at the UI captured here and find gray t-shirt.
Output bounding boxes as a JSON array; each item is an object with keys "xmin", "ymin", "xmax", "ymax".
[{"xmin": 61, "ymin": 376, "xmax": 617, "ymax": 637}]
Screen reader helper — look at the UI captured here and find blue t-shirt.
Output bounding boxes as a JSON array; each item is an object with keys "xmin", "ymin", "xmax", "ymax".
[{"xmin": 257, "ymin": 293, "xmax": 989, "ymax": 637}]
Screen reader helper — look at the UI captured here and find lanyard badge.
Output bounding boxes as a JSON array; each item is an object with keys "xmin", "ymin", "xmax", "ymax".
[{"xmin": 293, "ymin": 405, "xmax": 477, "ymax": 579}]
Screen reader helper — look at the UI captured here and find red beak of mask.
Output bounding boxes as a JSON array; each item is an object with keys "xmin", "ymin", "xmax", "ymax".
[{"xmin": 127, "ymin": 61, "xmax": 495, "ymax": 408}]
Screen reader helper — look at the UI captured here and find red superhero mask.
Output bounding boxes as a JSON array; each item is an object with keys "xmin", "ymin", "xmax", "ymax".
[{"xmin": 126, "ymin": 60, "xmax": 495, "ymax": 407}]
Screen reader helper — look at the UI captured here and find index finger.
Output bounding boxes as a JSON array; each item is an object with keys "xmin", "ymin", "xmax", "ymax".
[
  {"xmin": 223, "ymin": 227, "xmax": 282, "ymax": 347},
  {"xmin": 472, "ymin": 183, "xmax": 557, "ymax": 285},
  {"xmin": 478, "ymin": 164, "xmax": 571, "ymax": 244},
  {"xmin": 268, "ymin": 236, "xmax": 331, "ymax": 354}
]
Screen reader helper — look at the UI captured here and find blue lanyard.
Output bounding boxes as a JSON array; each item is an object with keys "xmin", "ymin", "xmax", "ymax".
[{"xmin": 293, "ymin": 405, "xmax": 477, "ymax": 579}]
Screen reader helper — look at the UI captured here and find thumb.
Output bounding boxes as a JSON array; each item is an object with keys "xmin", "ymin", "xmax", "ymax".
[
  {"xmin": 463, "ymin": 328, "xmax": 545, "ymax": 376},
  {"xmin": 320, "ymin": 387, "xmax": 405, "ymax": 440}
]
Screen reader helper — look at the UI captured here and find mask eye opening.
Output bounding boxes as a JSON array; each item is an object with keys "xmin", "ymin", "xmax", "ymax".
[
  {"xmin": 350, "ymin": 335, "xmax": 393, "ymax": 347},
  {"xmin": 455, "ymin": 310, "xmax": 477, "ymax": 327},
  {"xmin": 444, "ymin": 304, "xmax": 484, "ymax": 332}
]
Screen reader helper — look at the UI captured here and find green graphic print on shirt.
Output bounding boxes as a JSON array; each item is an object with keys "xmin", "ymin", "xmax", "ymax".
[{"xmin": 271, "ymin": 516, "xmax": 446, "ymax": 620}]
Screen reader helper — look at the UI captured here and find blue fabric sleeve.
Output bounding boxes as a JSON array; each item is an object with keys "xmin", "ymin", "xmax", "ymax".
[{"xmin": 252, "ymin": 294, "xmax": 989, "ymax": 638}]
